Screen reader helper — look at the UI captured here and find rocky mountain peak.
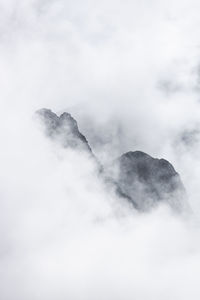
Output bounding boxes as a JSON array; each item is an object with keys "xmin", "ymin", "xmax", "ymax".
[
  {"xmin": 112, "ymin": 151, "xmax": 187, "ymax": 212},
  {"xmin": 36, "ymin": 108, "xmax": 93, "ymax": 154},
  {"xmin": 36, "ymin": 108, "xmax": 189, "ymax": 213}
]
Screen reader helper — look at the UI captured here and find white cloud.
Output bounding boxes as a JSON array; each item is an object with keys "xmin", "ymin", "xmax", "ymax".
[{"xmin": 1, "ymin": 0, "xmax": 200, "ymax": 299}]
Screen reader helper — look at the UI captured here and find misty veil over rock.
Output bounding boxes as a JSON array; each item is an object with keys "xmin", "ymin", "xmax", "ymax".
[
  {"xmin": 36, "ymin": 108, "xmax": 93, "ymax": 153},
  {"xmin": 36, "ymin": 108, "xmax": 188, "ymax": 213},
  {"xmin": 110, "ymin": 151, "xmax": 187, "ymax": 212}
]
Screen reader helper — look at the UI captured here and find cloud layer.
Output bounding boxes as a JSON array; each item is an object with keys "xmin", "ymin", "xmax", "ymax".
[{"xmin": 1, "ymin": 0, "xmax": 200, "ymax": 299}]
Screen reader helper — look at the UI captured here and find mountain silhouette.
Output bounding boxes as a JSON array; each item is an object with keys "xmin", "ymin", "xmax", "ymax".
[
  {"xmin": 109, "ymin": 151, "xmax": 187, "ymax": 212},
  {"xmin": 36, "ymin": 108, "xmax": 188, "ymax": 213}
]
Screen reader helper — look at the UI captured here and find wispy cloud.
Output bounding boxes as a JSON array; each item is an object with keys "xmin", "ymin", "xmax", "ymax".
[{"xmin": 1, "ymin": 0, "xmax": 200, "ymax": 299}]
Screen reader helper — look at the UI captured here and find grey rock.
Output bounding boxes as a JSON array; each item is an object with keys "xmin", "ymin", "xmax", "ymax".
[
  {"xmin": 110, "ymin": 151, "xmax": 188, "ymax": 212},
  {"xmin": 36, "ymin": 108, "xmax": 93, "ymax": 154},
  {"xmin": 36, "ymin": 108, "xmax": 189, "ymax": 213}
]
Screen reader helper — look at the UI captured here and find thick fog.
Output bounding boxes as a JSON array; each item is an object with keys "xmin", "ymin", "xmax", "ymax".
[{"xmin": 1, "ymin": 0, "xmax": 200, "ymax": 299}]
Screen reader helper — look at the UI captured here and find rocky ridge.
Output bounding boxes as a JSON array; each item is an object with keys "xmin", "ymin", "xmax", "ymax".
[{"xmin": 36, "ymin": 108, "xmax": 188, "ymax": 213}]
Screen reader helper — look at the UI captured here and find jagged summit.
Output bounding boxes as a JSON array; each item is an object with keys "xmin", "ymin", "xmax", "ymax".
[
  {"xmin": 36, "ymin": 108, "xmax": 93, "ymax": 154},
  {"xmin": 111, "ymin": 151, "xmax": 187, "ymax": 212},
  {"xmin": 36, "ymin": 108, "xmax": 189, "ymax": 213}
]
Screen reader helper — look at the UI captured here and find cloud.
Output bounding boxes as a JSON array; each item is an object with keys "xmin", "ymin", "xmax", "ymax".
[{"xmin": 1, "ymin": 0, "xmax": 200, "ymax": 299}]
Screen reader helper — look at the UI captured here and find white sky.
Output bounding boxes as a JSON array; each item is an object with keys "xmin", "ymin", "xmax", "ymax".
[{"xmin": 1, "ymin": 1, "xmax": 200, "ymax": 299}]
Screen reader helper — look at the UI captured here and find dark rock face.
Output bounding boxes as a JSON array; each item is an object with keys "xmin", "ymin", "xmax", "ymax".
[
  {"xmin": 36, "ymin": 108, "xmax": 188, "ymax": 213},
  {"xmin": 110, "ymin": 151, "xmax": 187, "ymax": 212},
  {"xmin": 36, "ymin": 108, "xmax": 93, "ymax": 155}
]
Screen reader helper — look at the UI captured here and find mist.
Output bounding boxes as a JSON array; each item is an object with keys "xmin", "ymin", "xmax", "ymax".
[{"xmin": 1, "ymin": 0, "xmax": 200, "ymax": 299}]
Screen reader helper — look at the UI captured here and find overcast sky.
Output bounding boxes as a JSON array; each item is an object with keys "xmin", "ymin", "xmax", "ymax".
[{"xmin": 1, "ymin": 1, "xmax": 200, "ymax": 299}]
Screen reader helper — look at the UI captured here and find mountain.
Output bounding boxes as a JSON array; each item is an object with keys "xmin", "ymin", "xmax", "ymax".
[
  {"xmin": 36, "ymin": 108, "xmax": 188, "ymax": 213},
  {"xmin": 36, "ymin": 108, "xmax": 94, "ymax": 155},
  {"xmin": 108, "ymin": 151, "xmax": 187, "ymax": 212}
]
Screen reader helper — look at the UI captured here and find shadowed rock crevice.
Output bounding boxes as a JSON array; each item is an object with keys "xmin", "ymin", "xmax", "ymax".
[{"xmin": 36, "ymin": 108, "xmax": 189, "ymax": 213}]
